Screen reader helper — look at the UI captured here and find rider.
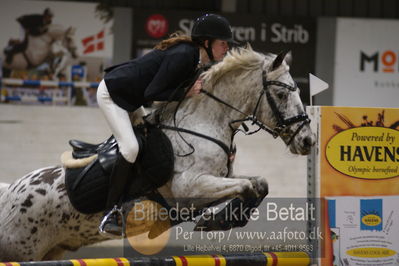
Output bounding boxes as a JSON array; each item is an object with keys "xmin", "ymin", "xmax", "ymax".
[
  {"xmin": 97, "ymin": 13, "xmax": 235, "ymax": 237},
  {"xmin": 4, "ymin": 8, "xmax": 54, "ymax": 64}
]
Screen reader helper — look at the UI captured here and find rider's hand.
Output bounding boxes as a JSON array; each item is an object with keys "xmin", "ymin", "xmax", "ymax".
[{"xmin": 186, "ymin": 79, "xmax": 202, "ymax": 97}]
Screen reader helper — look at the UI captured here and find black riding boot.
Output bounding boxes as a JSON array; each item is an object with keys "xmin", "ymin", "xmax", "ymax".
[
  {"xmin": 4, "ymin": 46, "xmax": 15, "ymax": 64},
  {"xmin": 4, "ymin": 37, "xmax": 28, "ymax": 64},
  {"xmin": 99, "ymin": 154, "xmax": 134, "ymax": 238}
]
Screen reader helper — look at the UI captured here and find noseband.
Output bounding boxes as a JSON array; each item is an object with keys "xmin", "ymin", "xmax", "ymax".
[
  {"xmin": 255, "ymin": 73, "xmax": 310, "ymax": 144},
  {"xmin": 201, "ymin": 69, "xmax": 310, "ymax": 145}
]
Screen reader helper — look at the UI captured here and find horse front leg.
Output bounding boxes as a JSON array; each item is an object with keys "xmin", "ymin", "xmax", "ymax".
[
  {"xmin": 171, "ymin": 172, "xmax": 257, "ymax": 204},
  {"xmin": 127, "ymin": 173, "xmax": 256, "ymax": 239},
  {"xmin": 52, "ymin": 51, "xmax": 69, "ymax": 79},
  {"xmin": 233, "ymin": 175, "xmax": 269, "ymax": 202},
  {"xmin": 192, "ymin": 175, "xmax": 269, "ymax": 232}
]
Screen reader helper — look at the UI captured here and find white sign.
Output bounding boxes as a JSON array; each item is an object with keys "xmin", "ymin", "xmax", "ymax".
[
  {"xmin": 327, "ymin": 196, "xmax": 399, "ymax": 266},
  {"xmin": 334, "ymin": 18, "xmax": 399, "ymax": 108},
  {"xmin": 0, "ymin": 0, "xmax": 113, "ymax": 58},
  {"xmin": 0, "ymin": 0, "xmax": 113, "ymax": 81}
]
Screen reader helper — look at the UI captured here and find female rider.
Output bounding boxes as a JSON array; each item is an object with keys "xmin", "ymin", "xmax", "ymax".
[{"xmin": 97, "ymin": 13, "xmax": 235, "ymax": 237}]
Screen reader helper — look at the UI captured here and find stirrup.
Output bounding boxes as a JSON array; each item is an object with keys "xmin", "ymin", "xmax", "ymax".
[{"xmin": 99, "ymin": 205, "xmax": 126, "ymax": 239}]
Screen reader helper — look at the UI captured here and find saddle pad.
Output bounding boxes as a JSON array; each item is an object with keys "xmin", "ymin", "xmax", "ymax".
[
  {"xmin": 61, "ymin": 151, "xmax": 97, "ymax": 168},
  {"xmin": 65, "ymin": 125, "xmax": 174, "ymax": 214},
  {"xmin": 138, "ymin": 125, "xmax": 174, "ymax": 188},
  {"xmin": 65, "ymin": 161, "xmax": 109, "ymax": 214}
]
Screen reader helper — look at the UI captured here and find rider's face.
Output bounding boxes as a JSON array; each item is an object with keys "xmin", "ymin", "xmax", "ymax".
[{"xmin": 211, "ymin": 39, "xmax": 229, "ymax": 61}]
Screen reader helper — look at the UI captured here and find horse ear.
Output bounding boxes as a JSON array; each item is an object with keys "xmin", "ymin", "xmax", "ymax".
[
  {"xmin": 244, "ymin": 42, "xmax": 253, "ymax": 50},
  {"xmin": 285, "ymin": 51, "xmax": 292, "ymax": 66},
  {"xmin": 272, "ymin": 50, "xmax": 290, "ymax": 70}
]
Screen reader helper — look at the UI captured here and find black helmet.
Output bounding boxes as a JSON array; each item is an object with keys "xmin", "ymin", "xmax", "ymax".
[
  {"xmin": 191, "ymin": 14, "xmax": 233, "ymax": 42},
  {"xmin": 43, "ymin": 8, "xmax": 54, "ymax": 17}
]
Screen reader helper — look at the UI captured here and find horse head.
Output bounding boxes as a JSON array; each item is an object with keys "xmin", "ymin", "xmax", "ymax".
[
  {"xmin": 201, "ymin": 46, "xmax": 314, "ymax": 155},
  {"xmin": 259, "ymin": 50, "xmax": 315, "ymax": 155},
  {"xmin": 63, "ymin": 26, "xmax": 78, "ymax": 59},
  {"xmin": 49, "ymin": 25, "xmax": 78, "ymax": 58},
  {"xmin": 49, "ymin": 26, "xmax": 78, "ymax": 78}
]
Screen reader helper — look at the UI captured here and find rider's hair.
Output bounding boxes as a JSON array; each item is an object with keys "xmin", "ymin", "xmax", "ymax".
[{"xmin": 154, "ymin": 31, "xmax": 195, "ymax": 50}]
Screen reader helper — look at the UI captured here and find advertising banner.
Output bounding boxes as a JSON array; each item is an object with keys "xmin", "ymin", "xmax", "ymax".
[
  {"xmin": 308, "ymin": 106, "xmax": 399, "ymax": 265},
  {"xmin": 0, "ymin": 0, "xmax": 113, "ymax": 81},
  {"xmin": 334, "ymin": 18, "xmax": 399, "ymax": 108},
  {"xmin": 327, "ymin": 196, "xmax": 399, "ymax": 266},
  {"xmin": 132, "ymin": 10, "xmax": 316, "ymax": 104}
]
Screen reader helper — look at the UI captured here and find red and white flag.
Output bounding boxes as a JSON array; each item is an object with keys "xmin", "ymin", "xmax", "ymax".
[{"xmin": 81, "ymin": 30, "xmax": 105, "ymax": 54}]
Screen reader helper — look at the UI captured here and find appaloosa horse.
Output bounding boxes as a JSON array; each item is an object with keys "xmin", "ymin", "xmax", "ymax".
[{"xmin": 0, "ymin": 46, "xmax": 314, "ymax": 261}]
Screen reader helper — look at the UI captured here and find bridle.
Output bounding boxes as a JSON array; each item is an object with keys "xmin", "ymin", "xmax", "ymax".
[{"xmin": 200, "ymin": 68, "xmax": 310, "ymax": 145}]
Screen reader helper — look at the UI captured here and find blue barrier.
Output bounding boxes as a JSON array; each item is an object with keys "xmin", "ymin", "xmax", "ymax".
[
  {"xmin": 1, "ymin": 78, "xmax": 99, "ymax": 105},
  {"xmin": 1, "ymin": 78, "xmax": 99, "ymax": 88}
]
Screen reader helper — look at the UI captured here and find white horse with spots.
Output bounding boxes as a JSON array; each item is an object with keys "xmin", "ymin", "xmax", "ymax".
[{"xmin": 0, "ymin": 47, "xmax": 314, "ymax": 261}]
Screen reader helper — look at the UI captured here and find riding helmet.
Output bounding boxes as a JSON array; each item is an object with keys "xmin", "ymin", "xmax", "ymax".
[
  {"xmin": 43, "ymin": 8, "xmax": 54, "ymax": 17},
  {"xmin": 191, "ymin": 14, "xmax": 234, "ymax": 43}
]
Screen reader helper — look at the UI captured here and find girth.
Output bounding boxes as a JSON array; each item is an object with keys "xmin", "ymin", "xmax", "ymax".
[{"xmin": 149, "ymin": 117, "xmax": 235, "ymax": 177}]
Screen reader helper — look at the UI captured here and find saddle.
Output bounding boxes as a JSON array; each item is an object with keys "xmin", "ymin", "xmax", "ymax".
[{"xmin": 64, "ymin": 123, "xmax": 174, "ymax": 214}]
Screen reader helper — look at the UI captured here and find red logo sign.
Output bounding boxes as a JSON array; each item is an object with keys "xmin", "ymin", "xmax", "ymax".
[{"xmin": 146, "ymin": 14, "xmax": 168, "ymax": 38}]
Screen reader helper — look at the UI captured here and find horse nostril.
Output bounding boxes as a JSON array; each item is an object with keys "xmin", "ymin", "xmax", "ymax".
[{"xmin": 303, "ymin": 136, "xmax": 314, "ymax": 147}]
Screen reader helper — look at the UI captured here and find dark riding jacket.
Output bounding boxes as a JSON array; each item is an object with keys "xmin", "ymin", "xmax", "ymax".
[
  {"xmin": 17, "ymin": 14, "xmax": 49, "ymax": 36},
  {"xmin": 104, "ymin": 42, "xmax": 200, "ymax": 112}
]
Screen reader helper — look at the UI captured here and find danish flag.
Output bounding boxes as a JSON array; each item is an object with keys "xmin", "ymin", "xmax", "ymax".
[{"xmin": 81, "ymin": 30, "xmax": 105, "ymax": 54}]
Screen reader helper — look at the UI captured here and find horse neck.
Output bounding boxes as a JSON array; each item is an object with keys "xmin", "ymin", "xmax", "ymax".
[
  {"xmin": 47, "ymin": 24, "xmax": 66, "ymax": 40},
  {"xmin": 197, "ymin": 69, "xmax": 264, "ymax": 130}
]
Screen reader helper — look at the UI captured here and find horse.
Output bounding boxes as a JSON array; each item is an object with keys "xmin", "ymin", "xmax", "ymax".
[
  {"xmin": 3, "ymin": 24, "xmax": 77, "ymax": 78},
  {"xmin": 0, "ymin": 46, "xmax": 314, "ymax": 262}
]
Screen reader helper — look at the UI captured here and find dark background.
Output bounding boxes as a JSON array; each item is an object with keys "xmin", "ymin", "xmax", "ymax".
[
  {"xmin": 48, "ymin": 0, "xmax": 399, "ymax": 105},
  {"xmin": 51, "ymin": 0, "xmax": 399, "ymax": 18}
]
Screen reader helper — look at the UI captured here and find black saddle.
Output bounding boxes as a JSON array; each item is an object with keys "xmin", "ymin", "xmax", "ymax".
[
  {"xmin": 70, "ymin": 136, "xmax": 118, "ymax": 159},
  {"xmin": 64, "ymin": 124, "xmax": 174, "ymax": 214}
]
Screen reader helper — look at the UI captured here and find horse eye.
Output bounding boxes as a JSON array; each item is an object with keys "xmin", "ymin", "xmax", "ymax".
[{"xmin": 276, "ymin": 92, "xmax": 286, "ymax": 100}]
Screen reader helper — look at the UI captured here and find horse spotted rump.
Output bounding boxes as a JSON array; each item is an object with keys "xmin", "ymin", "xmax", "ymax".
[{"xmin": 0, "ymin": 167, "xmax": 107, "ymax": 261}]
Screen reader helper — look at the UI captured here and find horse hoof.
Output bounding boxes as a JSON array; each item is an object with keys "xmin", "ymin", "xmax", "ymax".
[
  {"xmin": 193, "ymin": 212, "xmax": 232, "ymax": 231},
  {"xmin": 194, "ymin": 220, "xmax": 228, "ymax": 231}
]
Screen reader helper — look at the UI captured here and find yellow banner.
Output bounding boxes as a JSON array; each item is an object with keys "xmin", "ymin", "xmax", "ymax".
[{"xmin": 319, "ymin": 106, "xmax": 399, "ymax": 197}]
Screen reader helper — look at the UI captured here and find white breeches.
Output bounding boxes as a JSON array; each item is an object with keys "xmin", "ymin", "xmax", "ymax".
[{"xmin": 97, "ymin": 79, "xmax": 139, "ymax": 163}]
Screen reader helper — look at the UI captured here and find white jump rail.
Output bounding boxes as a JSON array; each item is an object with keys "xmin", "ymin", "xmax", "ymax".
[{"xmin": 1, "ymin": 78, "xmax": 99, "ymax": 88}]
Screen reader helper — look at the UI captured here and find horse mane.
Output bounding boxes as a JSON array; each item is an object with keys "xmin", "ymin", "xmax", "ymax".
[{"xmin": 201, "ymin": 45, "xmax": 266, "ymax": 91}]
